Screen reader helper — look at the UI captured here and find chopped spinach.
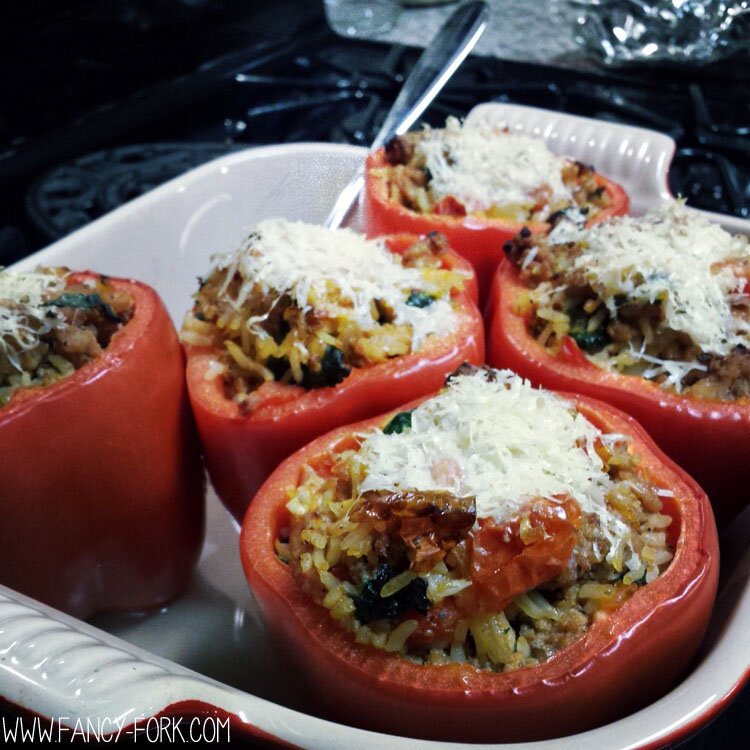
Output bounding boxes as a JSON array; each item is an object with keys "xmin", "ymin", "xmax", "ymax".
[
  {"xmin": 406, "ymin": 290, "xmax": 435, "ymax": 308},
  {"xmin": 353, "ymin": 564, "xmax": 430, "ymax": 624},
  {"xmin": 301, "ymin": 345, "xmax": 351, "ymax": 389},
  {"xmin": 44, "ymin": 293, "xmax": 120, "ymax": 322},
  {"xmin": 568, "ymin": 306, "xmax": 609, "ymax": 353},
  {"xmin": 383, "ymin": 410, "xmax": 412, "ymax": 435},
  {"xmin": 265, "ymin": 356, "xmax": 290, "ymax": 381},
  {"xmin": 569, "ymin": 326, "xmax": 609, "ymax": 353}
]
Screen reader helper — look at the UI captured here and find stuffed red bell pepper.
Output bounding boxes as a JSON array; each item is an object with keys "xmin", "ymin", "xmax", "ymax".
[
  {"xmin": 488, "ymin": 200, "xmax": 750, "ymax": 524},
  {"xmin": 0, "ymin": 268, "xmax": 204, "ymax": 619},
  {"xmin": 181, "ymin": 220, "xmax": 483, "ymax": 521},
  {"xmin": 240, "ymin": 364, "xmax": 717, "ymax": 743},
  {"xmin": 363, "ymin": 116, "xmax": 630, "ymax": 304}
]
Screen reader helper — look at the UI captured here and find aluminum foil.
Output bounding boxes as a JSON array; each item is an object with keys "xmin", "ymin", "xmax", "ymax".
[
  {"xmin": 343, "ymin": 0, "xmax": 750, "ymax": 68},
  {"xmin": 571, "ymin": 0, "xmax": 750, "ymax": 65}
]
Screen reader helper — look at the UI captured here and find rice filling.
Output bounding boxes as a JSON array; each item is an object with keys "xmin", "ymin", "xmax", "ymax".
[
  {"xmin": 280, "ymin": 366, "xmax": 674, "ymax": 671},
  {"xmin": 181, "ymin": 220, "xmax": 465, "ymax": 411},
  {"xmin": 375, "ymin": 116, "xmax": 614, "ymax": 224},
  {"xmin": 0, "ymin": 268, "xmax": 134, "ymax": 406},
  {"xmin": 505, "ymin": 201, "xmax": 750, "ymax": 400}
]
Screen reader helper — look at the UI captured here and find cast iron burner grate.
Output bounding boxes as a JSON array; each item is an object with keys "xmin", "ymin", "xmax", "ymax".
[{"xmin": 15, "ymin": 18, "xmax": 750, "ymax": 246}]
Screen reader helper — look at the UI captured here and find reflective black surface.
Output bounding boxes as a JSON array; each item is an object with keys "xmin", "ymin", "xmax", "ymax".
[{"xmin": 0, "ymin": 1, "xmax": 748, "ymax": 746}]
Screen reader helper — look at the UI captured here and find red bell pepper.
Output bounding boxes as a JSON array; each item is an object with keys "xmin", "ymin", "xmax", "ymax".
[
  {"xmin": 185, "ymin": 233, "xmax": 483, "ymax": 521},
  {"xmin": 363, "ymin": 148, "xmax": 630, "ymax": 306},
  {"xmin": 0, "ymin": 272, "xmax": 205, "ymax": 619},
  {"xmin": 240, "ymin": 393, "xmax": 718, "ymax": 743},
  {"xmin": 486, "ymin": 260, "xmax": 750, "ymax": 525}
]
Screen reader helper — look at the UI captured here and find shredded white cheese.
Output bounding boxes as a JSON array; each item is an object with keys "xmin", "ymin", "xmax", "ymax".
[
  {"xmin": 417, "ymin": 116, "xmax": 572, "ymax": 213},
  {"xmin": 0, "ymin": 268, "xmax": 67, "ymax": 371},
  {"xmin": 356, "ymin": 368, "xmax": 639, "ymax": 571},
  {"xmin": 563, "ymin": 202, "xmax": 749, "ymax": 357},
  {"xmin": 546, "ymin": 207, "xmax": 589, "ymax": 243},
  {"xmin": 212, "ymin": 218, "xmax": 456, "ymax": 349},
  {"xmin": 590, "ymin": 344, "xmax": 708, "ymax": 392}
]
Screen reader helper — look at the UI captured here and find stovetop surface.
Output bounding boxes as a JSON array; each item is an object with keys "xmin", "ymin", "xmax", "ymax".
[
  {"xmin": 0, "ymin": 2, "xmax": 748, "ymax": 746},
  {"xmin": 1, "ymin": 0, "xmax": 748, "ymax": 267}
]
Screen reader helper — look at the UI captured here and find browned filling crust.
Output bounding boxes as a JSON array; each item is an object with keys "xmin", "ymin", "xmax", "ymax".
[
  {"xmin": 377, "ymin": 131, "xmax": 613, "ymax": 224},
  {"xmin": 505, "ymin": 229, "xmax": 750, "ymax": 400}
]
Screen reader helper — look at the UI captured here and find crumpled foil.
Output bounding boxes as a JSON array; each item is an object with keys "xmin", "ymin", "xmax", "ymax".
[
  {"xmin": 570, "ymin": 0, "xmax": 750, "ymax": 65},
  {"xmin": 336, "ymin": 0, "xmax": 750, "ymax": 69}
]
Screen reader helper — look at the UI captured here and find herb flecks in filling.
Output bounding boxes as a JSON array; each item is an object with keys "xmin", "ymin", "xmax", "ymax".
[
  {"xmin": 506, "ymin": 202, "xmax": 750, "ymax": 400},
  {"xmin": 376, "ymin": 116, "xmax": 612, "ymax": 226},
  {"xmin": 383, "ymin": 410, "xmax": 413, "ymax": 435},
  {"xmin": 0, "ymin": 268, "xmax": 134, "ymax": 407},
  {"xmin": 280, "ymin": 366, "xmax": 674, "ymax": 670},
  {"xmin": 180, "ymin": 221, "xmax": 465, "ymax": 412}
]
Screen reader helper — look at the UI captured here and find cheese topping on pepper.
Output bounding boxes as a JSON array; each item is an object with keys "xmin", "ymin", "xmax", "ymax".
[
  {"xmin": 0, "ymin": 269, "xmax": 67, "ymax": 371},
  {"xmin": 356, "ymin": 368, "xmax": 640, "ymax": 572},
  {"xmin": 549, "ymin": 202, "xmax": 750, "ymax": 358},
  {"xmin": 417, "ymin": 117, "xmax": 571, "ymax": 213},
  {"xmin": 212, "ymin": 219, "xmax": 456, "ymax": 349}
]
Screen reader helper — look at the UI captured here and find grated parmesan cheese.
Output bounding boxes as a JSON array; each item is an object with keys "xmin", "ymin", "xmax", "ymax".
[
  {"xmin": 417, "ymin": 117, "xmax": 572, "ymax": 213},
  {"xmin": 0, "ymin": 268, "xmax": 68, "ymax": 371},
  {"xmin": 212, "ymin": 218, "xmax": 456, "ymax": 350},
  {"xmin": 356, "ymin": 368, "xmax": 641, "ymax": 572},
  {"xmin": 558, "ymin": 202, "xmax": 749, "ymax": 357}
]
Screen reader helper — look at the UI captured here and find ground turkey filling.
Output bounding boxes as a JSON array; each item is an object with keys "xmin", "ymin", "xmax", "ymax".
[
  {"xmin": 0, "ymin": 269, "xmax": 134, "ymax": 406},
  {"xmin": 181, "ymin": 223, "xmax": 465, "ymax": 413},
  {"xmin": 279, "ymin": 366, "xmax": 674, "ymax": 671},
  {"xmin": 375, "ymin": 118, "xmax": 614, "ymax": 225},
  {"xmin": 505, "ymin": 204, "xmax": 750, "ymax": 401}
]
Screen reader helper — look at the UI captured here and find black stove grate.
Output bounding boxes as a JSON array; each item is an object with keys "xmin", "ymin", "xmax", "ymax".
[
  {"xmin": 3, "ymin": 5, "xmax": 749, "ymax": 259},
  {"xmin": 1, "ymin": 5, "xmax": 750, "ymax": 748}
]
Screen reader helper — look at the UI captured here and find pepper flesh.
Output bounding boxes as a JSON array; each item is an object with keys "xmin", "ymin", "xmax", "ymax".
[
  {"xmin": 0, "ymin": 272, "xmax": 205, "ymax": 619},
  {"xmin": 185, "ymin": 233, "xmax": 484, "ymax": 521},
  {"xmin": 240, "ymin": 395, "xmax": 718, "ymax": 743},
  {"xmin": 363, "ymin": 148, "xmax": 630, "ymax": 306},
  {"xmin": 487, "ymin": 258, "xmax": 750, "ymax": 525}
]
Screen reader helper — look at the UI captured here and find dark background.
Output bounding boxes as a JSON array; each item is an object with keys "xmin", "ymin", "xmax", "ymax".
[{"xmin": 0, "ymin": 0, "xmax": 748, "ymax": 746}]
